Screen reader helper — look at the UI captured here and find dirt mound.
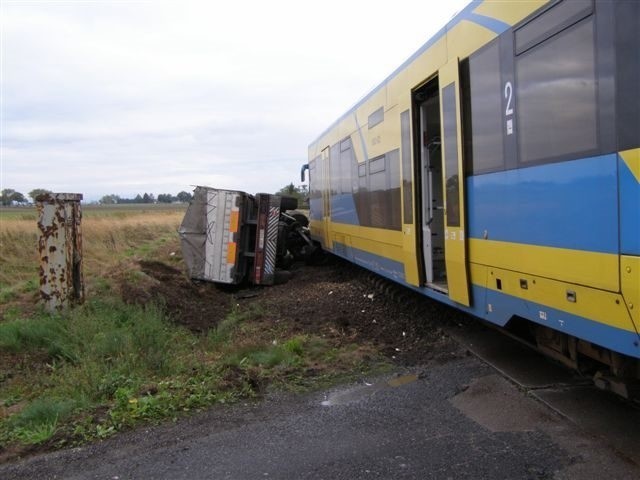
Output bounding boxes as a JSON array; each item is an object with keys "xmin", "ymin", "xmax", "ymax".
[
  {"xmin": 139, "ymin": 260, "xmax": 182, "ymax": 278},
  {"xmin": 252, "ymin": 260, "xmax": 464, "ymax": 365},
  {"xmin": 120, "ymin": 255, "xmax": 464, "ymax": 364},
  {"xmin": 120, "ymin": 260, "xmax": 232, "ymax": 332}
]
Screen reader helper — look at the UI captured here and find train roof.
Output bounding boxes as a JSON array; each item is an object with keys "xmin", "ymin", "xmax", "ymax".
[{"xmin": 308, "ymin": 0, "xmax": 514, "ymax": 150}]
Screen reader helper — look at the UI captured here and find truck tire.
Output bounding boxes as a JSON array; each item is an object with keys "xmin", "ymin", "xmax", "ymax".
[{"xmin": 290, "ymin": 212, "xmax": 309, "ymax": 227}]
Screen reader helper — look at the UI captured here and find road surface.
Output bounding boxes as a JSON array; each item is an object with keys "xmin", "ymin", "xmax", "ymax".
[{"xmin": 1, "ymin": 349, "xmax": 638, "ymax": 480}]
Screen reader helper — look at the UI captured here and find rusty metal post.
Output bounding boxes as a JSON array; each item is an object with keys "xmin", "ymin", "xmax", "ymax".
[{"xmin": 36, "ymin": 193, "xmax": 84, "ymax": 311}]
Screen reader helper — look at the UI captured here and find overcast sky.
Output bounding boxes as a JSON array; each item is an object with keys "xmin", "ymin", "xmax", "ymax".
[{"xmin": 1, "ymin": 0, "xmax": 469, "ymax": 202}]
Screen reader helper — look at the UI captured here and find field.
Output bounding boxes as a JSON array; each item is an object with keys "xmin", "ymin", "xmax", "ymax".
[
  {"xmin": 0, "ymin": 204, "xmax": 186, "ymax": 302},
  {"xmin": 1, "ymin": 203, "xmax": 455, "ymax": 462}
]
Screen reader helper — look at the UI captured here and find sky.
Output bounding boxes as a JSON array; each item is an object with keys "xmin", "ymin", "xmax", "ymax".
[{"xmin": 1, "ymin": 0, "xmax": 469, "ymax": 202}]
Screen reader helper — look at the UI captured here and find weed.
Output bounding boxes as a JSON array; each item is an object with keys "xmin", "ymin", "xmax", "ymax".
[
  {"xmin": 0, "ymin": 298, "xmax": 197, "ymax": 444},
  {"xmin": 92, "ymin": 277, "xmax": 112, "ymax": 294},
  {"xmin": 228, "ymin": 341, "xmax": 303, "ymax": 370},
  {"xmin": 22, "ymin": 278, "xmax": 38, "ymax": 293},
  {"xmin": 0, "ymin": 288, "xmax": 17, "ymax": 303},
  {"xmin": 13, "ymin": 417, "xmax": 58, "ymax": 445},
  {"xmin": 1, "ymin": 305, "xmax": 22, "ymax": 322},
  {"xmin": 207, "ymin": 303, "xmax": 264, "ymax": 346},
  {"xmin": 0, "ymin": 314, "xmax": 68, "ymax": 356},
  {"xmin": 283, "ymin": 337, "xmax": 305, "ymax": 356},
  {"xmin": 2, "ymin": 394, "xmax": 22, "ymax": 408},
  {"xmin": 6, "ymin": 397, "xmax": 81, "ymax": 444},
  {"xmin": 8, "ymin": 398, "xmax": 78, "ymax": 429},
  {"xmin": 95, "ymin": 424, "xmax": 115, "ymax": 439}
]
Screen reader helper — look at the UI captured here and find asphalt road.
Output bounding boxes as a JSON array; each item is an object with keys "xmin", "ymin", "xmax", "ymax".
[{"xmin": 2, "ymin": 352, "xmax": 638, "ymax": 480}]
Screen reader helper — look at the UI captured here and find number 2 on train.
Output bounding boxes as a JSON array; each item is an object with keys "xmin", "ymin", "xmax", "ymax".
[{"xmin": 504, "ymin": 81, "xmax": 514, "ymax": 135}]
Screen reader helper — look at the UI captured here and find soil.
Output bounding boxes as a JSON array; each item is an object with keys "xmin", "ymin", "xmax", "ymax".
[
  {"xmin": 121, "ymin": 260, "xmax": 232, "ymax": 333},
  {"xmin": 121, "ymin": 254, "xmax": 468, "ymax": 366}
]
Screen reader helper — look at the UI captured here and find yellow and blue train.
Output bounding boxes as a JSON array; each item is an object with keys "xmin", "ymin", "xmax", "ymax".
[{"xmin": 303, "ymin": 0, "xmax": 640, "ymax": 388}]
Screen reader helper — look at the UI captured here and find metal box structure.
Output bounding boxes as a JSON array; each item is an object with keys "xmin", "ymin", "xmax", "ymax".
[{"xmin": 36, "ymin": 192, "xmax": 84, "ymax": 311}]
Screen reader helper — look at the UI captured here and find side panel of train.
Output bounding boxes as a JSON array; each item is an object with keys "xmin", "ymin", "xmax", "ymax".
[{"xmin": 307, "ymin": 0, "xmax": 640, "ymax": 369}]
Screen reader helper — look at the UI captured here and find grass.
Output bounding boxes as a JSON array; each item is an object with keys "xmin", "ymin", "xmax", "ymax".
[
  {"xmin": 0, "ymin": 203, "xmax": 185, "ymax": 302},
  {"xmin": 0, "ymin": 203, "xmax": 389, "ymax": 456},
  {"xmin": 0, "ymin": 296, "xmax": 384, "ymax": 449},
  {"xmin": 1, "ymin": 300, "xmax": 205, "ymax": 444}
]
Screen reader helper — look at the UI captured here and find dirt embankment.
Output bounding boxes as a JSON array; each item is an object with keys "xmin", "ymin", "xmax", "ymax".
[{"xmin": 122, "ymin": 256, "xmax": 466, "ymax": 366}]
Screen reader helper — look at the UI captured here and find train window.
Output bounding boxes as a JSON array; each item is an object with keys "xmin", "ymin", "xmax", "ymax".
[
  {"xmin": 369, "ymin": 156, "xmax": 385, "ymax": 191},
  {"xmin": 309, "ymin": 156, "xmax": 323, "ymax": 220},
  {"xmin": 401, "ymin": 110, "xmax": 413, "ymax": 224},
  {"xmin": 515, "ymin": 0, "xmax": 593, "ymax": 55},
  {"xmin": 369, "ymin": 155, "xmax": 385, "ymax": 174},
  {"xmin": 368, "ymin": 107, "xmax": 384, "ymax": 129},
  {"xmin": 387, "ymin": 149, "xmax": 402, "ymax": 230},
  {"xmin": 330, "ymin": 143, "xmax": 340, "ymax": 195},
  {"xmin": 340, "ymin": 138, "xmax": 351, "ymax": 152},
  {"xmin": 388, "ymin": 149, "xmax": 400, "ymax": 193},
  {"xmin": 466, "ymin": 39, "xmax": 504, "ymax": 174},
  {"xmin": 308, "ymin": 158, "xmax": 319, "ymax": 198},
  {"xmin": 340, "ymin": 145, "xmax": 353, "ymax": 194},
  {"xmin": 442, "ymin": 83, "xmax": 460, "ymax": 227},
  {"xmin": 516, "ymin": 17, "xmax": 597, "ymax": 165},
  {"xmin": 615, "ymin": 0, "xmax": 640, "ymax": 151}
]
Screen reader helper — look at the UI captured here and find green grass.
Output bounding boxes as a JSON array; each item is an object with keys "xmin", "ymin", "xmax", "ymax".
[
  {"xmin": 0, "ymin": 298, "xmax": 195, "ymax": 444},
  {"xmin": 7, "ymin": 398, "xmax": 80, "ymax": 445},
  {"xmin": 207, "ymin": 303, "xmax": 264, "ymax": 345},
  {"xmin": 0, "ymin": 292, "xmax": 388, "ymax": 452}
]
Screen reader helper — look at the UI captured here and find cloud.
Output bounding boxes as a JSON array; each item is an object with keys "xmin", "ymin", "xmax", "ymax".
[{"xmin": 1, "ymin": 0, "xmax": 469, "ymax": 201}]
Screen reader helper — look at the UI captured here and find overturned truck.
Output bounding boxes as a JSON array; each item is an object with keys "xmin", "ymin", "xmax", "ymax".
[{"xmin": 178, "ymin": 186, "xmax": 315, "ymax": 285}]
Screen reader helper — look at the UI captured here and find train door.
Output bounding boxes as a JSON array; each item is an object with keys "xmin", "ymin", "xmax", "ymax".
[
  {"xmin": 320, "ymin": 146, "xmax": 332, "ymax": 248},
  {"xmin": 414, "ymin": 78, "xmax": 447, "ymax": 290},
  {"xmin": 439, "ymin": 59, "xmax": 470, "ymax": 306}
]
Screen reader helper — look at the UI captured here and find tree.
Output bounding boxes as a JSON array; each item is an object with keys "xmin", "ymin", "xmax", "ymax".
[
  {"xmin": 1, "ymin": 189, "xmax": 27, "ymax": 206},
  {"xmin": 13, "ymin": 192, "xmax": 27, "ymax": 204},
  {"xmin": 275, "ymin": 183, "xmax": 307, "ymax": 208},
  {"xmin": 280, "ymin": 183, "xmax": 297, "ymax": 195},
  {"xmin": 28, "ymin": 188, "xmax": 52, "ymax": 202},
  {"xmin": 142, "ymin": 193, "xmax": 155, "ymax": 204},
  {"xmin": 176, "ymin": 191, "xmax": 192, "ymax": 203},
  {"xmin": 99, "ymin": 194, "xmax": 120, "ymax": 205},
  {"xmin": 157, "ymin": 193, "xmax": 174, "ymax": 203}
]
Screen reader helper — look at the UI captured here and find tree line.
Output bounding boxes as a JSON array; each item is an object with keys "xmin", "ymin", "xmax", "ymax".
[
  {"xmin": 3, "ymin": 184, "xmax": 308, "ymax": 207},
  {"xmin": 98, "ymin": 191, "xmax": 193, "ymax": 204},
  {"xmin": 1, "ymin": 188, "xmax": 49, "ymax": 206},
  {"xmin": 0, "ymin": 188, "xmax": 193, "ymax": 206}
]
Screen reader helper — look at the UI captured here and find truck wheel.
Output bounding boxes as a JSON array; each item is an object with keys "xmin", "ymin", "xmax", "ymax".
[{"xmin": 290, "ymin": 212, "xmax": 309, "ymax": 227}]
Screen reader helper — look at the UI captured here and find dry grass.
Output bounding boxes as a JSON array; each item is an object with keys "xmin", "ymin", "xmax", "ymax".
[{"xmin": 0, "ymin": 204, "xmax": 186, "ymax": 302}]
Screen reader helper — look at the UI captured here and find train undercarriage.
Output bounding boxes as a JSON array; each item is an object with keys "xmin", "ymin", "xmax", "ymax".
[{"xmin": 507, "ymin": 319, "xmax": 640, "ymax": 401}]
